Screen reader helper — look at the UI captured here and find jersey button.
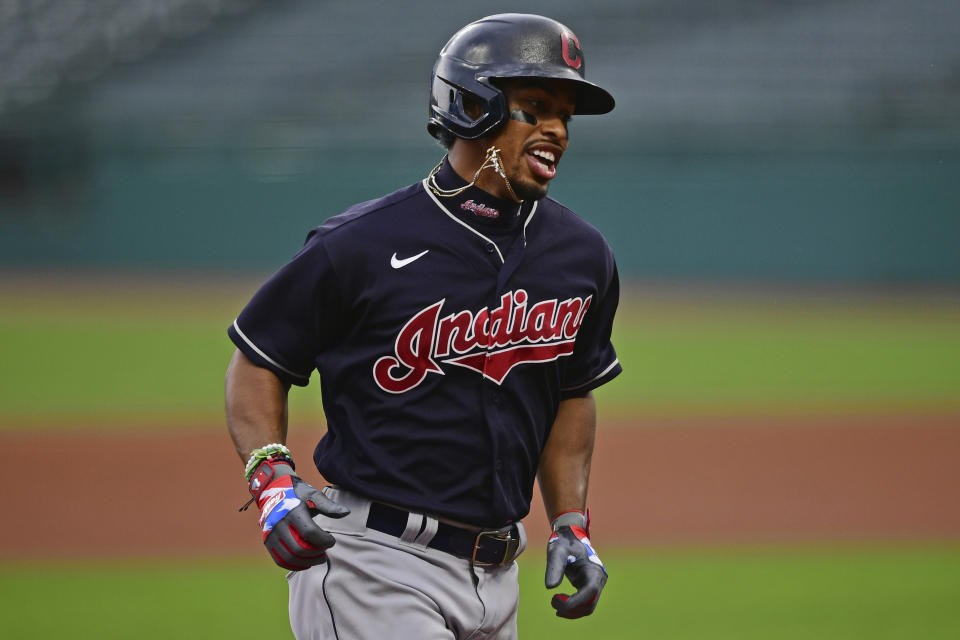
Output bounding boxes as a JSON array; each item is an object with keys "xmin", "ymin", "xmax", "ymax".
[{"xmin": 485, "ymin": 243, "xmax": 495, "ymax": 254}]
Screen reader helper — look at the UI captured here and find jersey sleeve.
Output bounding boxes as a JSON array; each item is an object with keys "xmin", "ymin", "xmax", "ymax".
[
  {"xmin": 559, "ymin": 252, "xmax": 622, "ymax": 398},
  {"xmin": 227, "ymin": 230, "xmax": 346, "ymax": 386}
]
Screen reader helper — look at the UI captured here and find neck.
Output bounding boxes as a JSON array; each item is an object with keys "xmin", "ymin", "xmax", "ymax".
[
  {"xmin": 429, "ymin": 158, "xmax": 525, "ymax": 225},
  {"xmin": 448, "ymin": 140, "xmax": 514, "ymax": 201}
]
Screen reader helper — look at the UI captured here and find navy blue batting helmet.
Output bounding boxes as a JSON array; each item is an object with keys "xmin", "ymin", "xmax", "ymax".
[{"xmin": 428, "ymin": 14, "xmax": 615, "ymax": 141}]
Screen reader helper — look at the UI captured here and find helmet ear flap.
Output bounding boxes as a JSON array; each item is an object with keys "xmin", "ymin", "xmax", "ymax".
[
  {"xmin": 428, "ymin": 69, "xmax": 509, "ymax": 140},
  {"xmin": 430, "ymin": 78, "xmax": 479, "ymax": 132}
]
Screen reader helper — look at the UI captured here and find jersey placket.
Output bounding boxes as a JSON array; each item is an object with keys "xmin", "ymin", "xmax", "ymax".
[
  {"xmin": 482, "ymin": 225, "xmax": 531, "ymax": 512},
  {"xmin": 425, "ymin": 181, "xmax": 546, "ymax": 519}
]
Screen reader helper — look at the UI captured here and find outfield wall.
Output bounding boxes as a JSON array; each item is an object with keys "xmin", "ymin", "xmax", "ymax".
[
  {"xmin": 2, "ymin": 143, "xmax": 958, "ymax": 285},
  {"xmin": 2, "ymin": 0, "xmax": 959, "ymax": 284}
]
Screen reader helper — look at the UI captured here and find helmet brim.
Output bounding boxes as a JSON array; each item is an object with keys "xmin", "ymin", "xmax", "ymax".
[
  {"xmin": 483, "ymin": 67, "xmax": 615, "ymax": 115},
  {"xmin": 569, "ymin": 80, "xmax": 616, "ymax": 115}
]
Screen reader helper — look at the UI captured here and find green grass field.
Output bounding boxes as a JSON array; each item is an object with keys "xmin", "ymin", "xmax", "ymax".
[
  {"xmin": 1, "ymin": 546, "xmax": 957, "ymax": 639},
  {"xmin": 1, "ymin": 281, "xmax": 958, "ymax": 638},
  {"xmin": 1, "ymin": 283, "xmax": 958, "ymax": 425}
]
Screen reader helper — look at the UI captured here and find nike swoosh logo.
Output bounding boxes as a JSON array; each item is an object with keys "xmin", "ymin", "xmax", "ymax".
[{"xmin": 390, "ymin": 249, "xmax": 429, "ymax": 269}]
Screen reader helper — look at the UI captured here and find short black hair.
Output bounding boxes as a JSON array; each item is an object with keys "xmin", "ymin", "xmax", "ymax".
[{"xmin": 434, "ymin": 128, "xmax": 457, "ymax": 150}]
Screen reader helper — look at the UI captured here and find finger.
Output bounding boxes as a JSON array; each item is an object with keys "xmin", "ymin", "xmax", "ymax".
[
  {"xmin": 267, "ymin": 544, "xmax": 311, "ymax": 571},
  {"xmin": 551, "ymin": 593, "xmax": 572, "ymax": 615},
  {"xmin": 266, "ymin": 528, "xmax": 325, "ymax": 570},
  {"xmin": 551, "ymin": 592, "xmax": 597, "ymax": 619},
  {"xmin": 544, "ymin": 545, "xmax": 571, "ymax": 588},
  {"xmin": 269, "ymin": 541, "xmax": 323, "ymax": 571},
  {"xmin": 269, "ymin": 518, "xmax": 334, "ymax": 556},
  {"xmin": 555, "ymin": 580, "xmax": 600, "ymax": 614},
  {"xmin": 287, "ymin": 513, "xmax": 338, "ymax": 549},
  {"xmin": 303, "ymin": 490, "xmax": 351, "ymax": 518}
]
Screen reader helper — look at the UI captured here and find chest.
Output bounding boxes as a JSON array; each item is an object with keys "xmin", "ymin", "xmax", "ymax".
[
  {"xmin": 355, "ymin": 225, "xmax": 597, "ymax": 332},
  {"xmin": 333, "ymin": 219, "xmax": 598, "ymax": 392}
]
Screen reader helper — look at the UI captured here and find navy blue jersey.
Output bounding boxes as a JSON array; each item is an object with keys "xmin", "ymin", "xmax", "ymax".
[{"xmin": 229, "ymin": 159, "xmax": 621, "ymax": 526}]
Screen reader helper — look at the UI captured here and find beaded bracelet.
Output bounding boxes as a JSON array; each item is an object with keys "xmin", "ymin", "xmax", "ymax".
[{"xmin": 243, "ymin": 442, "xmax": 293, "ymax": 480}]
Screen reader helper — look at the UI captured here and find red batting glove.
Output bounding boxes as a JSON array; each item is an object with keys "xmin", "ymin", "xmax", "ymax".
[
  {"xmin": 545, "ymin": 510, "xmax": 608, "ymax": 618},
  {"xmin": 248, "ymin": 457, "xmax": 350, "ymax": 571}
]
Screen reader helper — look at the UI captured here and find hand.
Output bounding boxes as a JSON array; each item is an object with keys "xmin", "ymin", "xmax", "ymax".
[
  {"xmin": 248, "ymin": 457, "xmax": 350, "ymax": 570},
  {"xmin": 545, "ymin": 512, "xmax": 607, "ymax": 619}
]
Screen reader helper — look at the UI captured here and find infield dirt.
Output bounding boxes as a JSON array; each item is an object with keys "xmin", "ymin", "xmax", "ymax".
[{"xmin": 2, "ymin": 414, "xmax": 958, "ymax": 559}]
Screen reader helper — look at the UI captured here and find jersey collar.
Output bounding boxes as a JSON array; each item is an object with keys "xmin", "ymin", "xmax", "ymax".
[{"xmin": 430, "ymin": 157, "xmax": 531, "ymax": 229}]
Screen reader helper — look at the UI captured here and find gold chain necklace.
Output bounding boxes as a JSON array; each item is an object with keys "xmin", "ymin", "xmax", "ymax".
[{"xmin": 426, "ymin": 146, "xmax": 524, "ymax": 203}]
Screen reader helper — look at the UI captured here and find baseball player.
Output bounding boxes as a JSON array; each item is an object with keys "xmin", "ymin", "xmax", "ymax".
[{"xmin": 225, "ymin": 13, "xmax": 620, "ymax": 639}]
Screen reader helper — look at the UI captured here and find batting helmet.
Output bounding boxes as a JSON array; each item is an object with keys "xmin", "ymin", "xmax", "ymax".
[{"xmin": 428, "ymin": 14, "xmax": 615, "ymax": 141}]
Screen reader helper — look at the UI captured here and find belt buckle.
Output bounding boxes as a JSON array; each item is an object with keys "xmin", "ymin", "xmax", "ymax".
[{"xmin": 471, "ymin": 528, "xmax": 517, "ymax": 567}]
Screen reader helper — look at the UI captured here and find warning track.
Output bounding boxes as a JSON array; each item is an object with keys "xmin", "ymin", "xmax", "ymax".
[{"xmin": 2, "ymin": 414, "xmax": 958, "ymax": 559}]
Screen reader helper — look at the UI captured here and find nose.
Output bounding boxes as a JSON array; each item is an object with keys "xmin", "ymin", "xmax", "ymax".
[{"xmin": 539, "ymin": 113, "xmax": 568, "ymax": 143}]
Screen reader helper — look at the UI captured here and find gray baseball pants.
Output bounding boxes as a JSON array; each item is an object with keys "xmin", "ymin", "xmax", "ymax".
[{"xmin": 287, "ymin": 486, "xmax": 527, "ymax": 640}]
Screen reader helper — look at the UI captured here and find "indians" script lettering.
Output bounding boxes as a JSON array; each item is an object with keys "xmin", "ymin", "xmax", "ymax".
[
  {"xmin": 373, "ymin": 289, "xmax": 591, "ymax": 393},
  {"xmin": 460, "ymin": 199, "xmax": 500, "ymax": 219}
]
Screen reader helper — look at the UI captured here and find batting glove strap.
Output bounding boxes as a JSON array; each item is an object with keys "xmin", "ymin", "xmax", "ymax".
[
  {"xmin": 545, "ymin": 525, "xmax": 607, "ymax": 619},
  {"xmin": 551, "ymin": 509, "xmax": 587, "ymax": 531}
]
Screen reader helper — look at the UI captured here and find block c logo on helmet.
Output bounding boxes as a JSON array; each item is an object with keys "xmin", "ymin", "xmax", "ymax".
[{"xmin": 561, "ymin": 31, "xmax": 582, "ymax": 70}]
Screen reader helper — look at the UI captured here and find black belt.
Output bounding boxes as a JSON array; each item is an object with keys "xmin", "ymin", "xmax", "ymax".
[{"xmin": 366, "ymin": 502, "xmax": 520, "ymax": 567}]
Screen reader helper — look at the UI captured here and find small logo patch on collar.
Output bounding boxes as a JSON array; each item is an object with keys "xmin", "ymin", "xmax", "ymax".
[{"xmin": 461, "ymin": 200, "xmax": 499, "ymax": 219}]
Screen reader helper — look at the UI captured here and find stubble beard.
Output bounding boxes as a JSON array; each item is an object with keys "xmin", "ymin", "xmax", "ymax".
[
  {"xmin": 512, "ymin": 179, "xmax": 548, "ymax": 202},
  {"xmin": 506, "ymin": 158, "xmax": 549, "ymax": 202}
]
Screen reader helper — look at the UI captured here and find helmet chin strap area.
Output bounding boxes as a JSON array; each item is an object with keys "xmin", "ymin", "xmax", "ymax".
[{"xmin": 427, "ymin": 146, "xmax": 524, "ymax": 204}]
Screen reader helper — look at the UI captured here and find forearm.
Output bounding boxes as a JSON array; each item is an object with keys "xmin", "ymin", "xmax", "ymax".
[
  {"xmin": 538, "ymin": 392, "xmax": 597, "ymax": 520},
  {"xmin": 224, "ymin": 349, "xmax": 291, "ymax": 464}
]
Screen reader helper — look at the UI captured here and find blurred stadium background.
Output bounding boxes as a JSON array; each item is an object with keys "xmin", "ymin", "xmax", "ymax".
[
  {"xmin": 1, "ymin": 0, "xmax": 958, "ymax": 280},
  {"xmin": 1, "ymin": 1, "xmax": 959, "ymax": 638}
]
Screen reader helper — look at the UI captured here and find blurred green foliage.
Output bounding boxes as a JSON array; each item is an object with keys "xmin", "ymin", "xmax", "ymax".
[
  {"xmin": 1, "ymin": 546, "xmax": 957, "ymax": 639},
  {"xmin": 1, "ymin": 284, "xmax": 958, "ymax": 427}
]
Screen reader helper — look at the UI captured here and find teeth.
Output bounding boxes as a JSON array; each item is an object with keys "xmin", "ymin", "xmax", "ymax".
[{"xmin": 531, "ymin": 150, "xmax": 555, "ymax": 163}]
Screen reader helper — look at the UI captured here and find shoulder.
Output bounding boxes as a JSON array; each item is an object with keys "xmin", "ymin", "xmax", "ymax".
[
  {"xmin": 309, "ymin": 181, "xmax": 427, "ymax": 241},
  {"xmin": 528, "ymin": 196, "xmax": 618, "ymax": 291},
  {"xmin": 531, "ymin": 196, "xmax": 614, "ymax": 255}
]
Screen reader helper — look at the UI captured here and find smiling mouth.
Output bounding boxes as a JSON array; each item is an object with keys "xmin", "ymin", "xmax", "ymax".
[{"xmin": 526, "ymin": 148, "xmax": 559, "ymax": 180}]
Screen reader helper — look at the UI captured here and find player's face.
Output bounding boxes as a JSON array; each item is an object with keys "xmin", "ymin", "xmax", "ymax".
[{"xmin": 478, "ymin": 79, "xmax": 575, "ymax": 202}]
